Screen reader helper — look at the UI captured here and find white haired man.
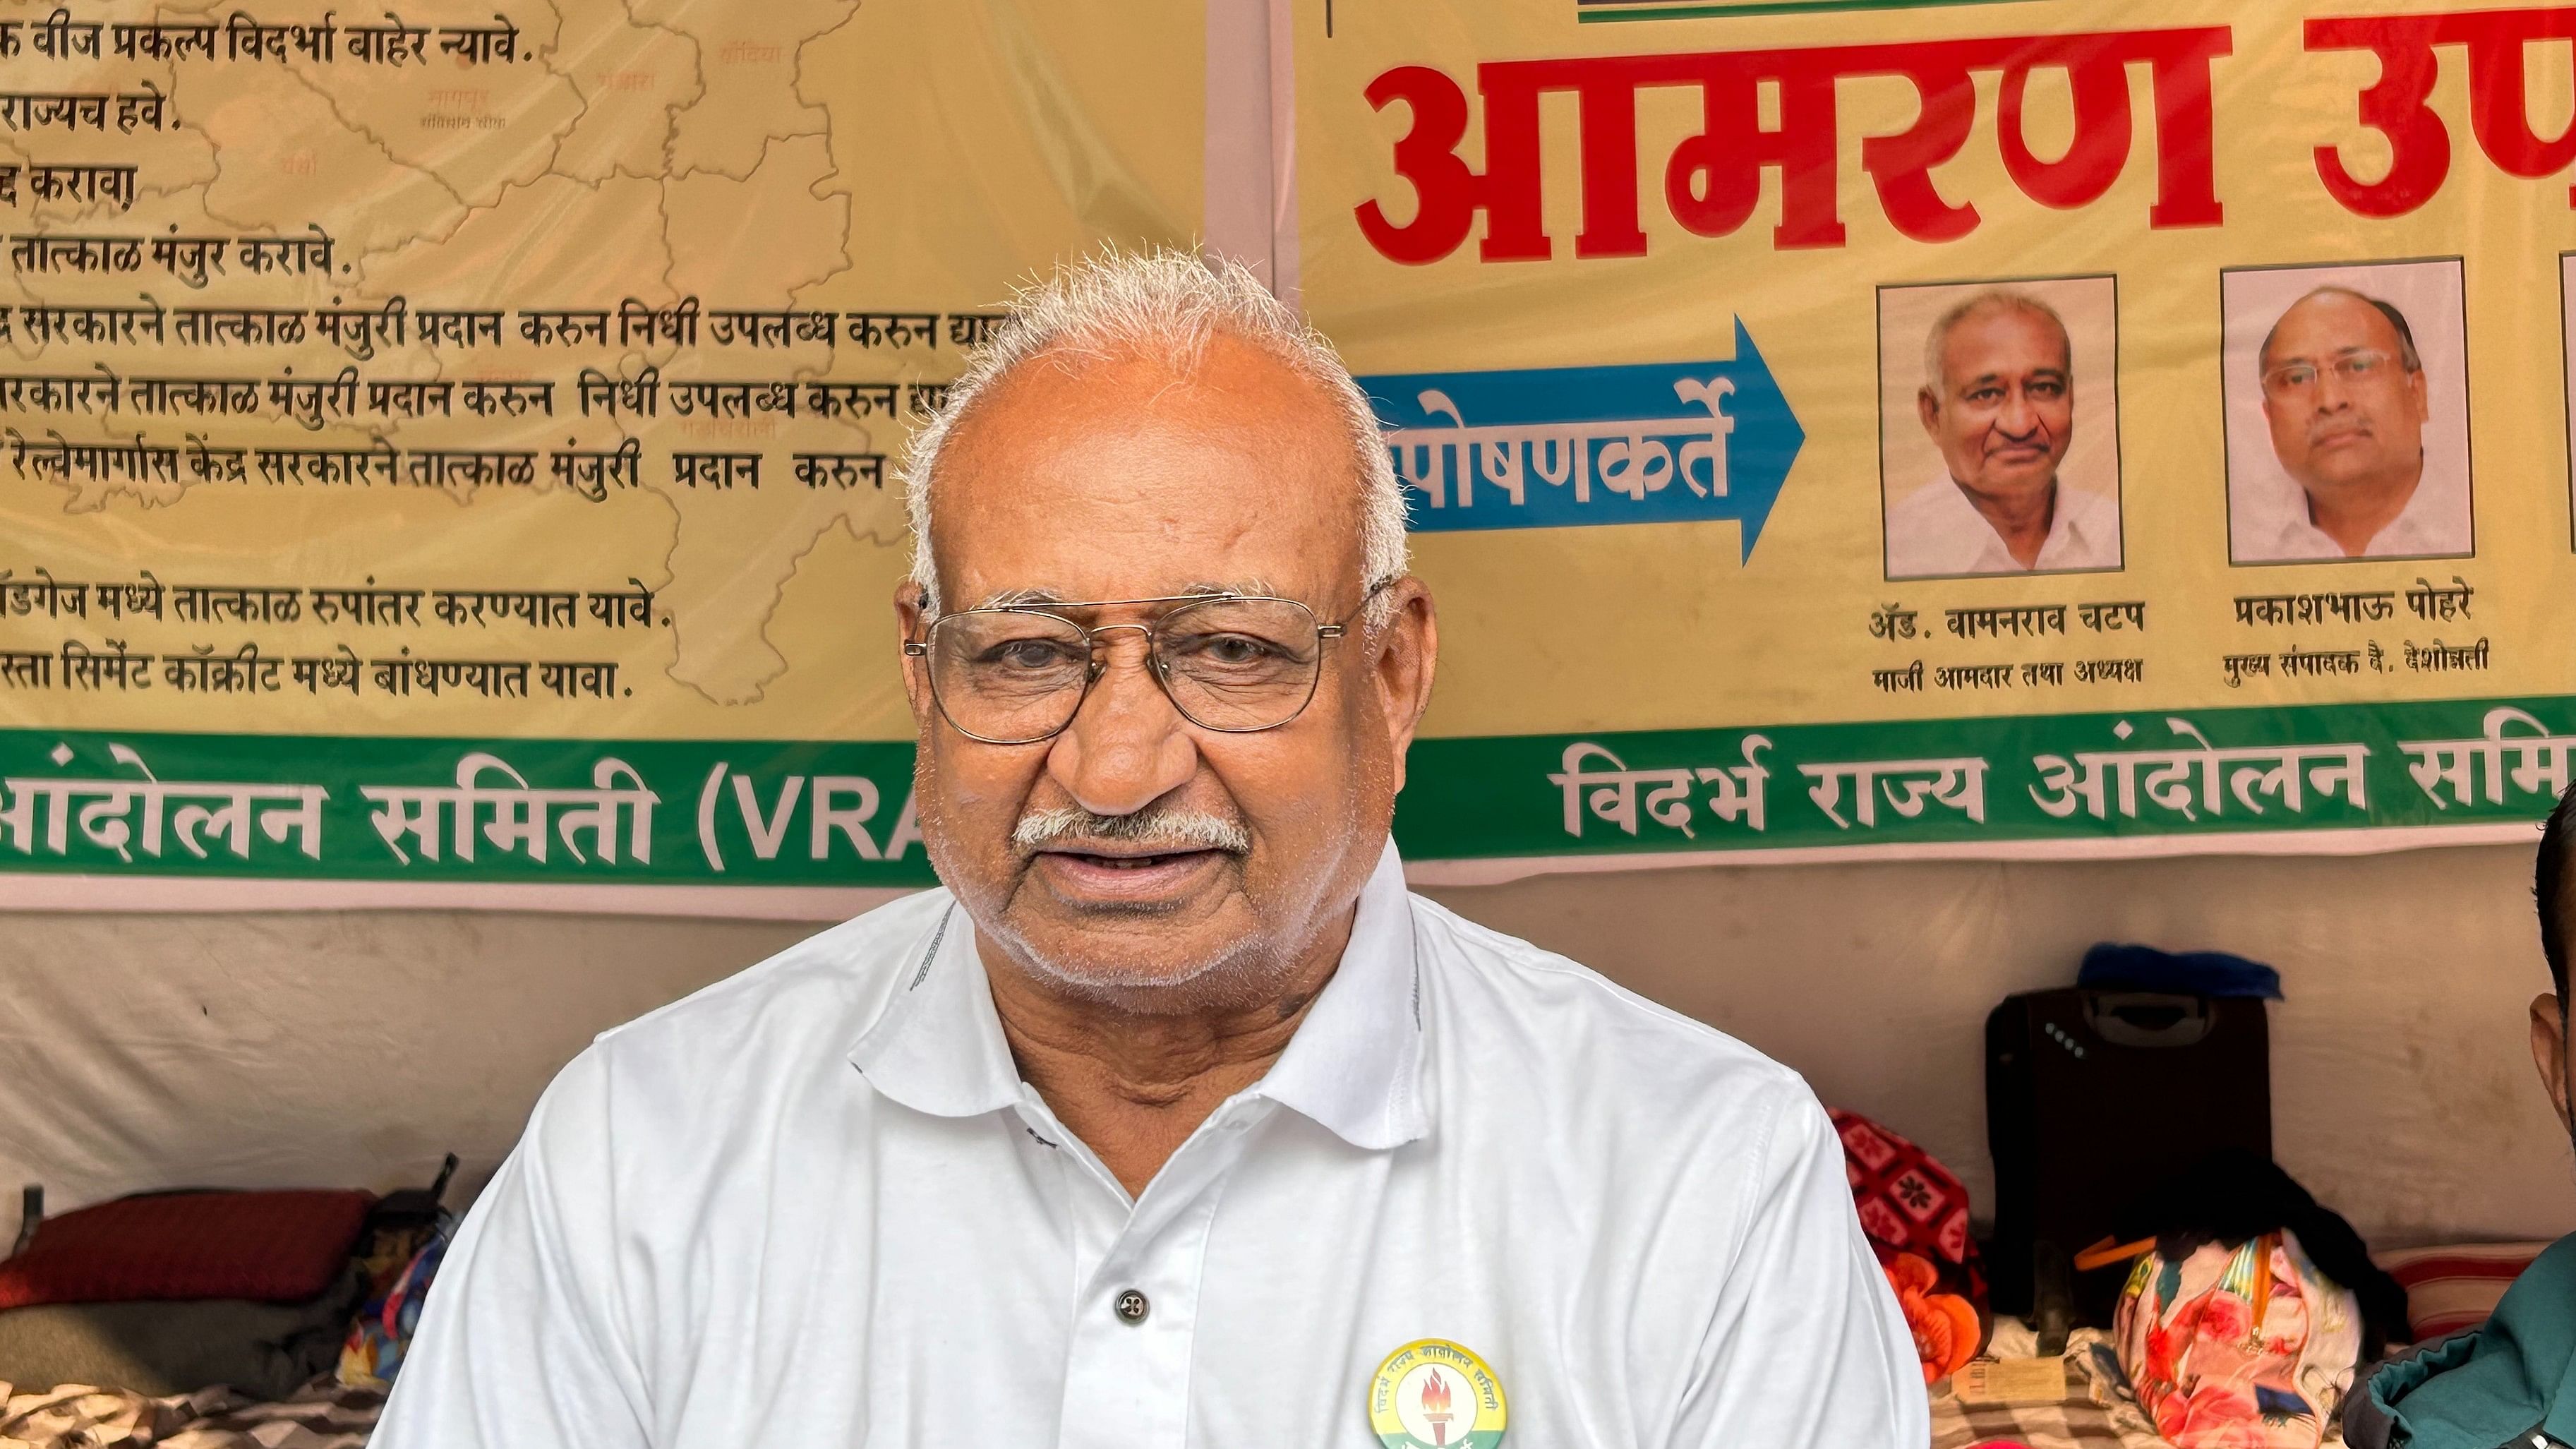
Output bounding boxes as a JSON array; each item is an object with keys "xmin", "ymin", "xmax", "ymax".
[
  {"xmin": 374, "ymin": 251, "xmax": 1922, "ymax": 1448},
  {"xmin": 1887, "ymin": 289, "xmax": 2119, "ymax": 579}
]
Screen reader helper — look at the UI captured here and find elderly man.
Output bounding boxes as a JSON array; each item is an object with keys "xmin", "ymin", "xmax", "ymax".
[
  {"xmin": 2237, "ymin": 286, "xmax": 2468, "ymax": 562},
  {"xmin": 2346, "ymin": 782, "xmax": 2576, "ymax": 1448},
  {"xmin": 373, "ymin": 251, "xmax": 1920, "ymax": 1448},
  {"xmin": 1887, "ymin": 289, "xmax": 2119, "ymax": 579}
]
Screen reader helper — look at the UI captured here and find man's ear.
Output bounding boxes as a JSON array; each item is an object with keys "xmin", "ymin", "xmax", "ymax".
[
  {"xmin": 1367, "ymin": 577, "xmax": 1438, "ymax": 794},
  {"xmin": 1916, "ymin": 386, "xmax": 1940, "ymax": 437},
  {"xmin": 894, "ymin": 579, "xmax": 935, "ymax": 727},
  {"xmin": 2531, "ymin": 992, "xmax": 2572, "ymax": 1136}
]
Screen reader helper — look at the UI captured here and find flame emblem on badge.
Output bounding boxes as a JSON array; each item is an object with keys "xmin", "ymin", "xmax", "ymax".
[
  {"xmin": 1368, "ymin": 1340, "xmax": 1507, "ymax": 1449},
  {"xmin": 1419, "ymin": 1371, "xmax": 1455, "ymax": 1444}
]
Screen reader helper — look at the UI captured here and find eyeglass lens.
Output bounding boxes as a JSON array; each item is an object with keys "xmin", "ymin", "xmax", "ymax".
[
  {"xmin": 927, "ymin": 596, "xmax": 1325, "ymax": 742},
  {"xmin": 2263, "ymin": 350, "xmax": 2393, "ymax": 397}
]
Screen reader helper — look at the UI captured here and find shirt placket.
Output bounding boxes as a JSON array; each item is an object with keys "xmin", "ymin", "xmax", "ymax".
[{"xmin": 1020, "ymin": 1093, "xmax": 1270, "ymax": 1449}]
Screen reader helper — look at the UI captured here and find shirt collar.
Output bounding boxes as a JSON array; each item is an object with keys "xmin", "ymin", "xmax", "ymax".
[
  {"xmin": 1248, "ymin": 841, "xmax": 1428, "ymax": 1150},
  {"xmin": 1918, "ymin": 474, "xmax": 2096, "ymax": 572},
  {"xmin": 2036, "ymin": 483, "xmax": 2111, "ymax": 567},
  {"xmin": 847, "ymin": 843, "xmax": 1429, "ymax": 1151},
  {"xmin": 848, "ymin": 899, "xmax": 1023, "ymax": 1119},
  {"xmin": 2054, "ymin": 482, "xmax": 2110, "ymax": 540},
  {"xmin": 1913, "ymin": 476, "xmax": 1986, "ymax": 573},
  {"xmin": 2260, "ymin": 461, "xmax": 2455, "ymax": 557},
  {"xmin": 2375, "ymin": 462, "xmax": 2458, "ymax": 549}
]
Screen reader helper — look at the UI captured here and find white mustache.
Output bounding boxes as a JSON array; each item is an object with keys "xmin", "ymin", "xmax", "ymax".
[{"xmin": 1011, "ymin": 805, "xmax": 1252, "ymax": 857}]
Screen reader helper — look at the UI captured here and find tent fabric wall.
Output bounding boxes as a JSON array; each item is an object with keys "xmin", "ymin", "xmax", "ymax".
[{"xmin": 4, "ymin": 846, "xmax": 2568, "ymax": 1253}]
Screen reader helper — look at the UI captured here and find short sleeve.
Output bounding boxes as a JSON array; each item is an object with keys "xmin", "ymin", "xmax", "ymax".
[
  {"xmin": 1667, "ymin": 1081, "xmax": 1928, "ymax": 1448},
  {"xmin": 371, "ymin": 1047, "xmax": 653, "ymax": 1449}
]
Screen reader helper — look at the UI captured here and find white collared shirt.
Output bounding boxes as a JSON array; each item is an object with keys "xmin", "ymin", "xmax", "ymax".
[
  {"xmin": 375, "ymin": 845, "xmax": 1923, "ymax": 1449},
  {"xmin": 2231, "ymin": 457, "xmax": 2472, "ymax": 563},
  {"xmin": 1885, "ymin": 473, "xmax": 2121, "ymax": 579}
]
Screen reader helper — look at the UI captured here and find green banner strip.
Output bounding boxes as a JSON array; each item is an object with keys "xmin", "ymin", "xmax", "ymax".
[{"xmin": 1, "ymin": 692, "xmax": 2568, "ymax": 891}]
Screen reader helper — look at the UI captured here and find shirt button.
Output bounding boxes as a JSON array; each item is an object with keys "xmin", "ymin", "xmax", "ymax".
[{"xmin": 1114, "ymin": 1288, "xmax": 1150, "ymax": 1324}]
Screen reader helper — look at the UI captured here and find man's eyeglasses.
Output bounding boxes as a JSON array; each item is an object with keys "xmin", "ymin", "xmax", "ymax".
[
  {"xmin": 2261, "ymin": 349, "xmax": 2405, "ymax": 399},
  {"xmin": 904, "ymin": 587, "xmax": 1386, "ymax": 745}
]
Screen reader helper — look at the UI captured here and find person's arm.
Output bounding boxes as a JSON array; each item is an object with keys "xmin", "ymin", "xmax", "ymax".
[
  {"xmin": 372, "ymin": 1048, "xmax": 654, "ymax": 1449},
  {"xmin": 1667, "ymin": 1083, "xmax": 1928, "ymax": 1448}
]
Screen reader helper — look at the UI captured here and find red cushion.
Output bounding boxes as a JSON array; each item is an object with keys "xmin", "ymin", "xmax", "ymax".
[
  {"xmin": 2376, "ymin": 1241, "xmax": 2551, "ymax": 1342},
  {"xmin": 0, "ymin": 1189, "xmax": 375, "ymax": 1310}
]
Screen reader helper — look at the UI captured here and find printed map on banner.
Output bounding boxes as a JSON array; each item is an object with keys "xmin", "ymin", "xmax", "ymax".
[
  {"xmin": 0, "ymin": 0, "xmax": 1203, "ymax": 907},
  {"xmin": 1294, "ymin": 0, "xmax": 2576, "ymax": 870}
]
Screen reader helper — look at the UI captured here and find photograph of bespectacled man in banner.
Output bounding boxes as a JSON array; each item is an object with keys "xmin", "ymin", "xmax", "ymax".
[
  {"xmin": 2223, "ymin": 258, "xmax": 2472, "ymax": 565},
  {"xmin": 1877, "ymin": 275, "xmax": 2124, "ymax": 583}
]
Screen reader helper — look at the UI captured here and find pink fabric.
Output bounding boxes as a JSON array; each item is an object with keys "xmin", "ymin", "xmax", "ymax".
[{"xmin": 2112, "ymin": 1231, "xmax": 2361, "ymax": 1449}]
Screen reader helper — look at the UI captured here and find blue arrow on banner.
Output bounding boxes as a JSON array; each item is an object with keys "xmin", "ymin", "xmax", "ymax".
[{"xmin": 1358, "ymin": 319, "xmax": 1804, "ymax": 563}]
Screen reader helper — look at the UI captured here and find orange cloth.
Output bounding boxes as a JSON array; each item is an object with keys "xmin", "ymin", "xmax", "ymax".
[{"xmin": 1885, "ymin": 1252, "xmax": 1982, "ymax": 1384}]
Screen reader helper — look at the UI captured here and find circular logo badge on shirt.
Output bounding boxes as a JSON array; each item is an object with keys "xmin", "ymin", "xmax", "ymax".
[{"xmin": 1368, "ymin": 1339, "xmax": 1507, "ymax": 1449}]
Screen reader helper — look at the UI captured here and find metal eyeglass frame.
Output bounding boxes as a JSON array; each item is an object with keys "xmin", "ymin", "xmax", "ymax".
[
  {"xmin": 2258, "ymin": 348, "xmax": 2406, "ymax": 399},
  {"xmin": 903, "ymin": 582, "xmax": 1390, "ymax": 745}
]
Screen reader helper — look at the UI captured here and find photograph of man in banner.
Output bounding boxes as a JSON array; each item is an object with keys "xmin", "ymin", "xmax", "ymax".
[
  {"xmin": 2225, "ymin": 258, "xmax": 2472, "ymax": 565},
  {"xmin": 1879, "ymin": 276, "xmax": 2124, "ymax": 582}
]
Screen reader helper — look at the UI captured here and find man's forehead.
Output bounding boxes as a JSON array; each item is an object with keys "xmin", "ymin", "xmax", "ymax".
[
  {"xmin": 958, "ymin": 334, "xmax": 1337, "ymax": 438},
  {"xmin": 2272, "ymin": 293, "xmax": 2395, "ymax": 355},
  {"xmin": 1943, "ymin": 310, "xmax": 2069, "ymax": 375},
  {"xmin": 930, "ymin": 340, "xmax": 1364, "ymax": 602}
]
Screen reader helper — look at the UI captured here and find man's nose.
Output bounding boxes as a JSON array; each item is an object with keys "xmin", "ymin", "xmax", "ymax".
[
  {"xmin": 1043, "ymin": 633, "xmax": 1198, "ymax": 817},
  {"xmin": 1994, "ymin": 388, "xmax": 2039, "ymax": 439},
  {"xmin": 2312, "ymin": 368, "xmax": 2354, "ymax": 410}
]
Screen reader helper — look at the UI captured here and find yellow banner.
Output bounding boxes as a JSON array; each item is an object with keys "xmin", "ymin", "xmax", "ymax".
[
  {"xmin": 1284, "ymin": 0, "xmax": 2576, "ymax": 868},
  {"xmin": 0, "ymin": 1, "xmax": 1205, "ymax": 907},
  {"xmin": 3, "ymin": 0, "xmax": 1203, "ymax": 745},
  {"xmin": 12, "ymin": 0, "xmax": 2576, "ymax": 906}
]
